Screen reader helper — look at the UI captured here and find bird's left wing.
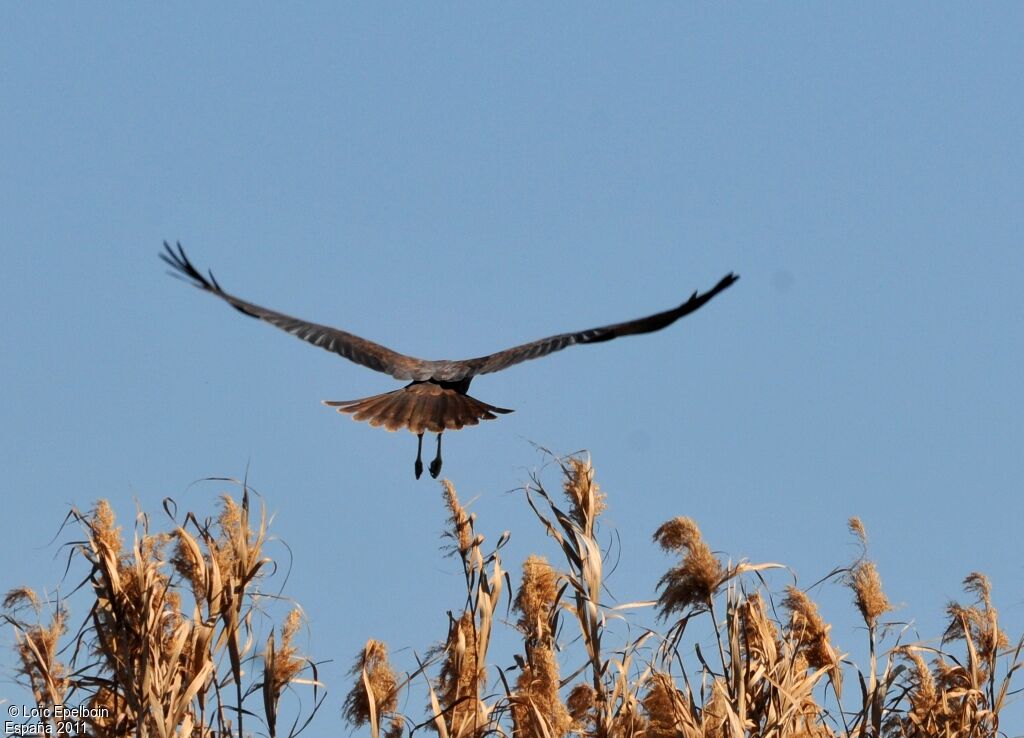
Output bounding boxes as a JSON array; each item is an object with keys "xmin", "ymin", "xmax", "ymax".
[
  {"xmin": 446, "ymin": 272, "xmax": 739, "ymax": 379},
  {"xmin": 160, "ymin": 242, "xmax": 430, "ymax": 380}
]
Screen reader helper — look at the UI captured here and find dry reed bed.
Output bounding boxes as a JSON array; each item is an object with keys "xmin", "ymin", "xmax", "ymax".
[
  {"xmin": 4, "ymin": 487, "xmax": 323, "ymax": 738},
  {"xmin": 5, "ymin": 458, "xmax": 1022, "ymax": 737},
  {"xmin": 342, "ymin": 457, "xmax": 1023, "ymax": 738}
]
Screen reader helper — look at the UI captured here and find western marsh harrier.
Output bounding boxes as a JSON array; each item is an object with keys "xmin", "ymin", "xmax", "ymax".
[{"xmin": 162, "ymin": 243, "xmax": 737, "ymax": 478}]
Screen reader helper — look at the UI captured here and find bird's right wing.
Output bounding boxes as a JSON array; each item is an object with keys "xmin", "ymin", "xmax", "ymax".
[
  {"xmin": 160, "ymin": 242, "xmax": 430, "ymax": 380},
  {"xmin": 450, "ymin": 272, "xmax": 739, "ymax": 378}
]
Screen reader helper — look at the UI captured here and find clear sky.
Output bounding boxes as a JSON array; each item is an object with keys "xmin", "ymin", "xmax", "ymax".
[{"xmin": 2, "ymin": 4, "xmax": 1022, "ymax": 732}]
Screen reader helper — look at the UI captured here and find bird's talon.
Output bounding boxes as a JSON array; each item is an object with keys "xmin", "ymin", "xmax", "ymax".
[
  {"xmin": 429, "ymin": 459, "xmax": 442, "ymax": 478},
  {"xmin": 415, "ymin": 459, "xmax": 424, "ymax": 479}
]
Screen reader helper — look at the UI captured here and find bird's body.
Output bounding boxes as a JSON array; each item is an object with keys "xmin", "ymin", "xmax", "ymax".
[{"xmin": 161, "ymin": 243, "xmax": 737, "ymax": 478}]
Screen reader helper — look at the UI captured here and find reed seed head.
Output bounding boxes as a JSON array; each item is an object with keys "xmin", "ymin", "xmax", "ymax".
[
  {"xmin": 850, "ymin": 560, "xmax": 891, "ymax": 628},
  {"xmin": 15, "ymin": 609, "xmax": 68, "ymax": 706},
  {"xmin": 566, "ymin": 683, "xmax": 597, "ymax": 732},
  {"xmin": 783, "ymin": 586, "xmax": 838, "ymax": 671},
  {"xmin": 92, "ymin": 499, "xmax": 124, "ymax": 557},
  {"xmin": 642, "ymin": 672, "xmax": 688, "ymax": 738},
  {"xmin": 848, "ymin": 517, "xmax": 867, "ymax": 546},
  {"xmin": 442, "ymin": 480, "xmax": 473, "ymax": 554},
  {"xmin": 512, "ymin": 556, "xmax": 570, "ymax": 738},
  {"xmin": 514, "ymin": 555, "xmax": 558, "ymax": 639},
  {"xmin": 3, "ymin": 587, "xmax": 41, "ymax": 611},
  {"xmin": 271, "ymin": 609, "xmax": 305, "ymax": 693},
  {"xmin": 653, "ymin": 517, "xmax": 723, "ymax": 615},
  {"xmin": 343, "ymin": 639, "xmax": 399, "ymax": 729},
  {"xmin": 899, "ymin": 647, "xmax": 937, "ymax": 719},
  {"xmin": 562, "ymin": 456, "xmax": 606, "ymax": 529},
  {"xmin": 943, "ymin": 575, "xmax": 1009, "ymax": 662}
]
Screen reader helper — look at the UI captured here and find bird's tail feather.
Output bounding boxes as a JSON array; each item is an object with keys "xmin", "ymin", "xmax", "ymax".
[{"xmin": 323, "ymin": 384, "xmax": 512, "ymax": 434}]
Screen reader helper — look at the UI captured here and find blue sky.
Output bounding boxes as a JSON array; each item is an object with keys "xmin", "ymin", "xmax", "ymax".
[{"xmin": 2, "ymin": 4, "xmax": 1022, "ymax": 732}]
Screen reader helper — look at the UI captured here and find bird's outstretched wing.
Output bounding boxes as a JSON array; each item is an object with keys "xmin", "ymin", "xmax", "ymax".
[
  {"xmin": 444, "ymin": 272, "xmax": 739, "ymax": 379},
  {"xmin": 161, "ymin": 242, "xmax": 432, "ymax": 380},
  {"xmin": 162, "ymin": 242, "xmax": 738, "ymax": 383}
]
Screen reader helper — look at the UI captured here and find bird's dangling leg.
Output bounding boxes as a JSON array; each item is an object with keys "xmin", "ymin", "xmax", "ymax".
[
  {"xmin": 429, "ymin": 432, "xmax": 444, "ymax": 478},
  {"xmin": 415, "ymin": 433, "xmax": 425, "ymax": 479}
]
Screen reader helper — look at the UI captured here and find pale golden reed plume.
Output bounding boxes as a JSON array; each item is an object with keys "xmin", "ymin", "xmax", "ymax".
[
  {"xmin": 343, "ymin": 639, "xmax": 402, "ymax": 738},
  {"xmin": 213, "ymin": 493, "xmax": 245, "ymax": 571},
  {"xmin": 897, "ymin": 647, "xmax": 939, "ymax": 727},
  {"xmin": 562, "ymin": 456, "xmax": 606, "ymax": 535},
  {"xmin": 653, "ymin": 517, "xmax": 723, "ymax": 615},
  {"xmin": 783, "ymin": 586, "xmax": 841, "ymax": 676},
  {"xmin": 947, "ymin": 572, "xmax": 1009, "ymax": 660},
  {"xmin": 641, "ymin": 672, "xmax": 697, "ymax": 738},
  {"xmin": 92, "ymin": 499, "xmax": 123, "ymax": 554},
  {"xmin": 3, "ymin": 586, "xmax": 41, "ymax": 611},
  {"xmin": 275, "ymin": 609, "xmax": 306, "ymax": 688},
  {"xmin": 566, "ymin": 683, "xmax": 597, "ymax": 734},
  {"xmin": 264, "ymin": 607, "xmax": 309, "ymax": 735},
  {"xmin": 850, "ymin": 561, "xmax": 890, "ymax": 629},
  {"xmin": 2, "ymin": 588, "xmax": 68, "ymax": 710},
  {"xmin": 514, "ymin": 555, "xmax": 559, "ymax": 641},
  {"xmin": 847, "ymin": 516, "xmax": 866, "ymax": 544},
  {"xmin": 443, "ymin": 479, "xmax": 474, "ymax": 556},
  {"xmin": 511, "ymin": 555, "xmax": 571, "ymax": 738},
  {"xmin": 846, "ymin": 518, "xmax": 891, "ymax": 629}
]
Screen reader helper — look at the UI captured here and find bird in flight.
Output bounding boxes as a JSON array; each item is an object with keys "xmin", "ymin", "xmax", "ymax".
[{"xmin": 161, "ymin": 243, "xmax": 738, "ymax": 479}]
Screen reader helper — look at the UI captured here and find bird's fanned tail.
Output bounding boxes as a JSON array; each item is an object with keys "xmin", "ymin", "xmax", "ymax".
[{"xmin": 324, "ymin": 382, "xmax": 513, "ymax": 434}]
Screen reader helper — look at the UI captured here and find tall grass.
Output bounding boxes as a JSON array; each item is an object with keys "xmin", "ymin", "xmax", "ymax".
[
  {"xmin": 6, "ymin": 457, "xmax": 1021, "ymax": 737},
  {"xmin": 4, "ymin": 485, "xmax": 323, "ymax": 738},
  {"xmin": 341, "ymin": 455, "xmax": 1023, "ymax": 738}
]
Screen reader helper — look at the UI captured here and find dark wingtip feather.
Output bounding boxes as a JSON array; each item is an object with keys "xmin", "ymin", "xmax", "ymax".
[
  {"xmin": 695, "ymin": 271, "xmax": 739, "ymax": 302},
  {"xmin": 159, "ymin": 242, "xmax": 259, "ymax": 318},
  {"xmin": 159, "ymin": 241, "xmax": 215, "ymax": 292}
]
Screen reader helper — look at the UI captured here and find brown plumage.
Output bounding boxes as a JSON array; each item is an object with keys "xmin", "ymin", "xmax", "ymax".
[
  {"xmin": 161, "ymin": 242, "xmax": 738, "ymax": 478},
  {"xmin": 323, "ymin": 382, "xmax": 511, "ymax": 434}
]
